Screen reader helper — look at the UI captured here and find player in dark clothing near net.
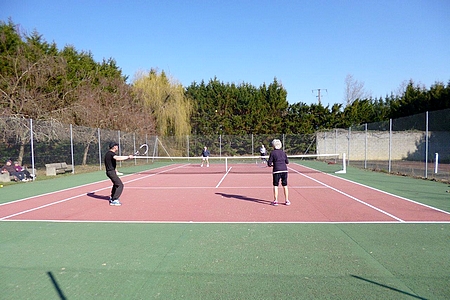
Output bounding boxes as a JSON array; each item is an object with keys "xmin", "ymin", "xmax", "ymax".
[
  {"xmin": 267, "ymin": 139, "xmax": 290, "ymax": 206},
  {"xmin": 104, "ymin": 142, "xmax": 133, "ymax": 206}
]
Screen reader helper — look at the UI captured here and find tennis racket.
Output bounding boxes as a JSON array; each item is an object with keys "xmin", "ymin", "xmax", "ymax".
[
  {"xmin": 134, "ymin": 143, "xmax": 149, "ymax": 156},
  {"xmin": 257, "ymin": 156, "xmax": 268, "ymax": 167}
]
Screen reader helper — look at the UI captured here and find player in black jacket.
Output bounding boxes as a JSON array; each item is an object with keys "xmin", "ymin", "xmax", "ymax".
[{"xmin": 267, "ymin": 139, "xmax": 290, "ymax": 206}]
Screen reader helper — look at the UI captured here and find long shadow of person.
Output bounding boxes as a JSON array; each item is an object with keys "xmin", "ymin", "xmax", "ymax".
[
  {"xmin": 87, "ymin": 192, "xmax": 110, "ymax": 201},
  {"xmin": 215, "ymin": 192, "xmax": 272, "ymax": 205}
]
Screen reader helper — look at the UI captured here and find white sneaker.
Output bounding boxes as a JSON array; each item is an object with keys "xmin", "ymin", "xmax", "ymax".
[{"xmin": 109, "ymin": 199, "xmax": 122, "ymax": 206}]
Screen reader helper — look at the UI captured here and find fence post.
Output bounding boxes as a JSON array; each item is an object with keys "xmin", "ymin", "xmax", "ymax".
[
  {"xmin": 219, "ymin": 134, "xmax": 222, "ymax": 157},
  {"xmin": 364, "ymin": 123, "xmax": 367, "ymax": 169},
  {"xmin": 334, "ymin": 129, "xmax": 337, "ymax": 163},
  {"xmin": 30, "ymin": 119, "xmax": 36, "ymax": 178},
  {"xmin": 347, "ymin": 127, "xmax": 351, "ymax": 166},
  {"xmin": 187, "ymin": 135, "xmax": 190, "ymax": 159},
  {"xmin": 70, "ymin": 124, "xmax": 75, "ymax": 173},
  {"xmin": 435, "ymin": 153, "xmax": 439, "ymax": 174},
  {"xmin": 118, "ymin": 130, "xmax": 122, "ymax": 167},
  {"xmin": 152, "ymin": 136, "xmax": 158, "ymax": 157},
  {"xmin": 133, "ymin": 133, "xmax": 136, "ymax": 165},
  {"xmin": 425, "ymin": 111, "xmax": 429, "ymax": 178},
  {"xmin": 98, "ymin": 128, "xmax": 102, "ymax": 170},
  {"xmin": 146, "ymin": 134, "xmax": 149, "ymax": 163},
  {"xmin": 389, "ymin": 119, "xmax": 392, "ymax": 173}
]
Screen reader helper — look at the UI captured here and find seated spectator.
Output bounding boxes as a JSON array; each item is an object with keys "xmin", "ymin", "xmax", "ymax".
[
  {"xmin": 14, "ymin": 161, "xmax": 35, "ymax": 180},
  {"xmin": 1, "ymin": 159, "xmax": 25, "ymax": 181}
]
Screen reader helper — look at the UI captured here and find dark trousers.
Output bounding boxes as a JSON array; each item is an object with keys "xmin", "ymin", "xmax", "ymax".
[
  {"xmin": 11, "ymin": 171, "xmax": 25, "ymax": 181},
  {"xmin": 106, "ymin": 170, "xmax": 124, "ymax": 200},
  {"xmin": 23, "ymin": 169, "xmax": 32, "ymax": 179}
]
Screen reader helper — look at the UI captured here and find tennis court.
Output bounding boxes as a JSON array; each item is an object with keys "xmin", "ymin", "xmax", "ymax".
[
  {"xmin": 1, "ymin": 160, "xmax": 449, "ymax": 299},
  {"xmin": 1, "ymin": 160, "xmax": 449, "ymax": 223}
]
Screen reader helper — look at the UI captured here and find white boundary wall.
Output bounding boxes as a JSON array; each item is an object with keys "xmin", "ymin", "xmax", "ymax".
[{"xmin": 317, "ymin": 129, "xmax": 450, "ymax": 162}]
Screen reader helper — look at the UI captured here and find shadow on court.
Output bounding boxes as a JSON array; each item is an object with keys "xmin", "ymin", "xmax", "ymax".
[
  {"xmin": 215, "ymin": 192, "xmax": 272, "ymax": 205},
  {"xmin": 350, "ymin": 275, "xmax": 427, "ymax": 300},
  {"xmin": 47, "ymin": 272, "xmax": 67, "ymax": 300},
  {"xmin": 86, "ymin": 192, "xmax": 110, "ymax": 201}
]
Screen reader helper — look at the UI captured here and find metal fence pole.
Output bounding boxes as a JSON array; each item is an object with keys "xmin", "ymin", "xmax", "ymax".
[
  {"xmin": 187, "ymin": 135, "xmax": 189, "ymax": 159},
  {"xmin": 146, "ymin": 134, "xmax": 149, "ymax": 163},
  {"xmin": 435, "ymin": 153, "xmax": 439, "ymax": 174},
  {"xmin": 334, "ymin": 129, "xmax": 336, "ymax": 154},
  {"xmin": 152, "ymin": 136, "xmax": 158, "ymax": 157},
  {"xmin": 118, "ymin": 130, "xmax": 121, "ymax": 155},
  {"xmin": 347, "ymin": 127, "xmax": 351, "ymax": 165},
  {"xmin": 118, "ymin": 130, "xmax": 122, "ymax": 167},
  {"xmin": 425, "ymin": 111, "xmax": 429, "ymax": 178},
  {"xmin": 364, "ymin": 123, "xmax": 367, "ymax": 169},
  {"xmin": 389, "ymin": 119, "xmax": 392, "ymax": 173},
  {"xmin": 219, "ymin": 134, "xmax": 222, "ymax": 157},
  {"xmin": 98, "ymin": 128, "xmax": 102, "ymax": 170},
  {"xmin": 133, "ymin": 133, "xmax": 136, "ymax": 165},
  {"xmin": 334, "ymin": 129, "xmax": 337, "ymax": 163},
  {"xmin": 70, "ymin": 124, "xmax": 75, "ymax": 173},
  {"xmin": 30, "ymin": 119, "xmax": 36, "ymax": 177}
]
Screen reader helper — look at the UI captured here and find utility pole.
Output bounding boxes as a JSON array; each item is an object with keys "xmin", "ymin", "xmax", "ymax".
[{"xmin": 312, "ymin": 89, "xmax": 327, "ymax": 104}]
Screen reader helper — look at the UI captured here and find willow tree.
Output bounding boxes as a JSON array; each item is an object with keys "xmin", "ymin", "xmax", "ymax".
[{"xmin": 133, "ymin": 69, "xmax": 192, "ymax": 137}]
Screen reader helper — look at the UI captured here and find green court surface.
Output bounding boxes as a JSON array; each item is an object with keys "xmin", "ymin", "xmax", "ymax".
[{"xmin": 1, "ymin": 163, "xmax": 449, "ymax": 299}]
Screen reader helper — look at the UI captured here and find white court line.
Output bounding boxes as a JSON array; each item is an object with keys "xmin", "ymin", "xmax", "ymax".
[
  {"xmin": 296, "ymin": 163, "xmax": 450, "ymax": 216},
  {"xmin": 0, "ymin": 164, "xmax": 190, "ymax": 220},
  {"xmin": 289, "ymin": 166, "xmax": 405, "ymax": 222},
  {"xmin": 0, "ymin": 163, "xmax": 185, "ymax": 207},
  {"xmin": 126, "ymin": 185, "xmax": 326, "ymax": 190},
  {"xmin": 3, "ymin": 219, "xmax": 450, "ymax": 224},
  {"xmin": 0, "ymin": 178, "xmax": 110, "ymax": 207},
  {"xmin": 4, "ymin": 163, "xmax": 447, "ymax": 224},
  {"xmin": 0, "ymin": 193, "xmax": 87, "ymax": 220},
  {"xmin": 215, "ymin": 167, "xmax": 232, "ymax": 188}
]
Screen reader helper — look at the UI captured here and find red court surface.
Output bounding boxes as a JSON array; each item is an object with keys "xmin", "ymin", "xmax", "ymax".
[{"xmin": 1, "ymin": 163, "xmax": 450, "ymax": 223}]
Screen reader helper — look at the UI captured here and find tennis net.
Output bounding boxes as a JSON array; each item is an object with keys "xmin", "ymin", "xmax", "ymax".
[{"xmin": 129, "ymin": 153, "xmax": 345, "ymax": 174}]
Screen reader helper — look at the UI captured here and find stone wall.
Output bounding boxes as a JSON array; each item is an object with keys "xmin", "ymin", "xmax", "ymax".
[{"xmin": 317, "ymin": 130, "xmax": 450, "ymax": 162}]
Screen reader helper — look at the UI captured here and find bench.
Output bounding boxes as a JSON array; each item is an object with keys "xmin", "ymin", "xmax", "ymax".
[
  {"xmin": 0, "ymin": 170, "xmax": 34, "ymax": 182},
  {"xmin": 45, "ymin": 162, "xmax": 74, "ymax": 176},
  {"xmin": 0, "ymin": 171, "xmax": 15, "ymax": 182}
]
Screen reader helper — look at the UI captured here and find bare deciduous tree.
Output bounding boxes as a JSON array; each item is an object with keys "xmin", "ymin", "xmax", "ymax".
[
  {"xmin": 344, "ymin": 74, "xmax": 371, "ymax": 106},
  {"xmin": 55, "ymin": 76, "xmax": 156, "ymax": 165}
]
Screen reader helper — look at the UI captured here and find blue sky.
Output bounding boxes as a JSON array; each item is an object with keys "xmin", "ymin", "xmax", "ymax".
[{"xmin": 2, "ymin": 0, "xmax": 449, "ymax": 106}]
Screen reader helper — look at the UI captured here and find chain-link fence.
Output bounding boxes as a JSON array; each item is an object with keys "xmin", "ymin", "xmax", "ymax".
[
  {"xmin": 0, "ymin": 117, "xmax": 319, "ymax": 176},
  {"xmin": 2, "ymin": 108, "xmax": 448, "ymax": 181},
  {"xmin": 317, "ymin": 108, "xmax": 450, "ymax": 181}
]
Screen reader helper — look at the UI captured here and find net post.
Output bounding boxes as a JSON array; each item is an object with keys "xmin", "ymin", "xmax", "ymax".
[
  {"xmin": 225, "ymin": 157, "xmax": 228, "ymax": 172},
  {"xmin": 335, "ymin": 153, "xmax": 346, "ymax": 174}
]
